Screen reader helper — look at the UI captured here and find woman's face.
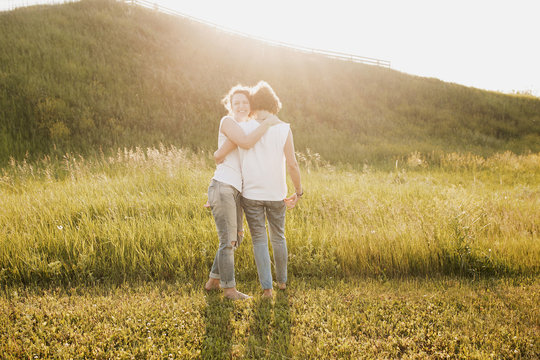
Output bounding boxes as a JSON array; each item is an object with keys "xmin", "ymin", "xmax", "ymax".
[{"xmin": 231, "ymin": 93, "xmax": 250, "ymax": 121}]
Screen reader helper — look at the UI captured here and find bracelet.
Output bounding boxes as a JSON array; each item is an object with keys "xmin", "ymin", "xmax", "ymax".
[{"xmin": 296, "ymin": 190, "xmax": 304, "ymax": 198}]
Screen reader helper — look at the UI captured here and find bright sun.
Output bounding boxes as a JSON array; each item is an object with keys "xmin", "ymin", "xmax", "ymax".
[
  {"xmin": 4, "ymin": 0, "xmax": 537, "ymax": 94},
  {"xmin": 153, "ymin": 0, "xmax": 540, "ymax": 95}
]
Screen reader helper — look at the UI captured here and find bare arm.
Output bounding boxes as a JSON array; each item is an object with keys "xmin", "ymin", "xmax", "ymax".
[
  {"xmin": 284, "ymin": 129, "xmax": 302, "ymax": 195},
  {"xmin": 214, "ymin": 138, "xmax": 237, "ymax": 164},
  {"xmin": 221, "ymin": 116, "xmax": 279, "ymax": 149}
]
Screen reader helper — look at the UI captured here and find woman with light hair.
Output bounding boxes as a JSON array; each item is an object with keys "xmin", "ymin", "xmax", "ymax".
[
  {"xmin": 215, "ymin": 81, "xmax": 303, "ymax": 298},
  {"xmin": 204, "ymin": 84, "xmax": 279, "ymax": 300}
]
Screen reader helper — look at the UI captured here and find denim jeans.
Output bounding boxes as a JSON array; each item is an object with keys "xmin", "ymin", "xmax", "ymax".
[
  {"xmin": 242, "ymin": 197, "xmax": 287, "ymax": 290},
  {"xmin": 208, "ymin": 179, "xmax": 243, "ymax": 288}
]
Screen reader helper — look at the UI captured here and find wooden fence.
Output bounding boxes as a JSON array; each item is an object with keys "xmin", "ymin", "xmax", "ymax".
[
  {"xmin": 127, "ymin": 0, "xmax": 391, "ymax": 68},
  {"xmin": 1, "ymin": 0, "xmax": 392, "ymax": 68}
]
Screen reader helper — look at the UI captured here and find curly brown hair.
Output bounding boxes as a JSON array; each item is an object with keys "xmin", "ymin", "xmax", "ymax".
[
  {"xmin": 221, "ymin": 84, "xmax": 251, "ymax": 114},
  {"xmin": 249, "ymin": 81, "xmax": 282, "ymax": 115}
]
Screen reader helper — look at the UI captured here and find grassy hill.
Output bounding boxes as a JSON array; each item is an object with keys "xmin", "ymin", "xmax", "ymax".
[{"xmin": 1, "ymin": 0, "xmax": 539, "ymax": 166}]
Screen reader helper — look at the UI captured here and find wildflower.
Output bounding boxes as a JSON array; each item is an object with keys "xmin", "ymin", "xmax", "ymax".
[{"xmin": 57, "ymin": 225, "xmax": 63, "ymax": 230}]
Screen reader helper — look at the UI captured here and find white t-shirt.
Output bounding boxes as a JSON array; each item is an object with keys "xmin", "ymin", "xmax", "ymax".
[
  {"xmin": 238, "ymin": 119, "xmax": 291, "ymax": 201},
  {"xmin": 212, "ymin": 116, "xmax": 242, "ymax": 192}
]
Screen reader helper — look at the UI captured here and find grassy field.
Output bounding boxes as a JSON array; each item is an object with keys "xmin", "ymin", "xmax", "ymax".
[
  {"xmin": 2, "ymin": 2, "xmax": 539, "ymax": 358},
  {"xmin": 1, "ymin": 278, "xmax": 538, "ymax": 359},
  {"xmin": 0, "ymin": 148, "xmax": 539, "ymax": 357},
  {"xmin": 1, "ymin": 147, "xmax": 538, "ymax": 286}
]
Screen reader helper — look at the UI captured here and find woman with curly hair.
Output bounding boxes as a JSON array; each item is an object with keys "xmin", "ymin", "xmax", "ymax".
[
  {"xmin": 215, "ymin": 81, "xmax": 303, "ymax": 299},
  {"xmin": 204, "ymin": 84, "xmax": 279, "ymax": 300}
]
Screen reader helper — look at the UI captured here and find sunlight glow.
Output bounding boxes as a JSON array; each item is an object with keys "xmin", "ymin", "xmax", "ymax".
[
  {"xmin": 154, "ymin": 0, "xmax": 540, "ymax": 95},
  {"xmin": 1, "ymin": 0, "xmax": 538, "ymax": 95}
]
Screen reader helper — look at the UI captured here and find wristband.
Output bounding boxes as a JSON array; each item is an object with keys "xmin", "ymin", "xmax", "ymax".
[{"xmin": 296, "ymin": 190, "xmax": 304, "ymax": 198}]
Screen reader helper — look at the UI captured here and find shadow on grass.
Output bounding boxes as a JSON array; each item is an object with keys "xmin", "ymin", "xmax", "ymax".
[
  {"xmin": 247, "ymin": 290, "xmax": 291, "ymax": 359},
  {"xmin": 201, "ymin": 291, "xmax": 234, "ymax": 360}
]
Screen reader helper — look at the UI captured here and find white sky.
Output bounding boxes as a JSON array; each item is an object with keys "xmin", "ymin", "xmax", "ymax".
[{"xmin": 2, "ymin": 0, "xmax": 539, "ymax": 95}]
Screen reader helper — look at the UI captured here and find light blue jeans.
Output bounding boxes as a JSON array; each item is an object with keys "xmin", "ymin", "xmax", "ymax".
[
  {"xmin": 208, "ymin": 179, "xmax": 243, "ymax": 288},
  {"xmin": 242, "ymin": 197, "xmax": 287, "ymax": 290}
]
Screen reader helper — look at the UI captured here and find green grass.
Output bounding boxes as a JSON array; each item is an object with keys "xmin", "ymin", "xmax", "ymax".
[
  {"xmin": 1, "ymin": 278, "xmax": 538, "ymax": 359},
  {"xmin": 1, "ymin": 2, "xmax": 539, "ymax": 356},
  {"xmin": 1, "ymin": 148, "xmax": 538, "ymax": 358},
  {"xmin": 1, "ymin": 147, "xmax": 538, "ymax": 287},
  {"xmin": 1, "ymin": 0, "xmax": 539, "ymax": 166}
]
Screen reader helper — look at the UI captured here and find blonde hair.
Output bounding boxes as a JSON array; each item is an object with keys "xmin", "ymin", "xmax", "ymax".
[{"xmin": 221, "ymin": 84, "xmax": 251, "ymax": 114}]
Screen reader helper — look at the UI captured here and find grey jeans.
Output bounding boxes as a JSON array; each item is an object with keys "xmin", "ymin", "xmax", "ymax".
[
  {"xmin": 242, "ymin": 197, "xmax": 287, "ymax": 290},
  {"xmin": 208, "ymin": 179, "xmax": 243, "ymax": 288}
]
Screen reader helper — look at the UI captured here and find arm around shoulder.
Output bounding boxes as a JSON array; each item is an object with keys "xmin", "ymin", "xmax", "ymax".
[{"xmin": 221, "ymin": 116, "xmax": 278, "ymax": 149}]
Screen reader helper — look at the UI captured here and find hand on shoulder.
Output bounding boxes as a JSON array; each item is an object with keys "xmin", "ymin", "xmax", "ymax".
[{"xmin": 263, "ymin": 114, "xmax": 282, "ymax": 127}]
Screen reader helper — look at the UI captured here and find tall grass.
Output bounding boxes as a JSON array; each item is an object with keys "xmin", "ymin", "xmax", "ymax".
[
  {"xmin": 1, "ymin": 147, "xmax": 538, "ymax": 286},
  {"xmin": 1, "ymin": 0, "xmax": 539, "ymax": 166}
]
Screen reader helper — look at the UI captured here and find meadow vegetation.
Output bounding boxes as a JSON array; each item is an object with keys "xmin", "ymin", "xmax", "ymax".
[
  {"xmin": 1, "ymin": 1, "xmax": 539, "ymax": 358},
  {"xmin": 0, "ymin": 147, "xmax": 538, "ymax": 286},
  {"xmin": 1, "ymin": 147, "xmax": 536, "ymax": 358},
  {"xmin": 0, "ymin": 145, "xmax": 538, "ymax": 360},
  {"xmin": 2, "ymin": 278, "xmax": 538, "ymax": 359}
]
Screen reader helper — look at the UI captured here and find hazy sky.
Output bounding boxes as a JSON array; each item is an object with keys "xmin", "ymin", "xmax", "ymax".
[
  {"xmin": 152, "ymin": 0, "xmax": 540, "ymax": 96},
  {"xmin": 3, "ymin": 0, "xmax": 539, "ymax": 95}
]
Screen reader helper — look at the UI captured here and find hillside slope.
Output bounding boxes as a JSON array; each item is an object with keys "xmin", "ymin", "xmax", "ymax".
[{"xmin": 1, "ymin": 0, "xmax": 539, "ymax": 165}]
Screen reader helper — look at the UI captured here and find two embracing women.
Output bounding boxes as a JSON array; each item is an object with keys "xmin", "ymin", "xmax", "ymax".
[{"xmin": 204, "ymin": 81, "xmax": 303, "ymax": 300}]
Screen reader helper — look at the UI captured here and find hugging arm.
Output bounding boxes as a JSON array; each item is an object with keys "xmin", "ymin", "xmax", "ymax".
[
  {"xmin": 214, "ymin": 115, "xmax": 280, "ymax": 163},
  {"xmin": 214, "ymin": 139, "xmax": 237, "ymax": 164},
  {"xmin": 221, "ymin": 116, "xmax": 279, "ymax": 149}
]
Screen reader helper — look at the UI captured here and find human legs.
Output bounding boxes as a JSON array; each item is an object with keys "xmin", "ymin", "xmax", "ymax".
[
  {"xmin": 235, "ymin": 193, "xmax": 244, "ymax": 248},
  {"xmin": 266, "ymin": 200, "xmax": 288, "ymax": 288},
  {"xmin": 205, "ymin": 180, "xmax": 249, "ymax": 299},
  {"xmin": 242, "ymin": 198, "xmax": 273, "ymax": 291}
]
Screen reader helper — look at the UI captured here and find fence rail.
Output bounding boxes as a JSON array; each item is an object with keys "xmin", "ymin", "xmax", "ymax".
[
  {"xmin": 2, "ymin": 0, "xmax": 391, "ymax": 68},
  {"xmin": 127, "ymin": 0, "xmax": 391, "ymax": 68}
]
